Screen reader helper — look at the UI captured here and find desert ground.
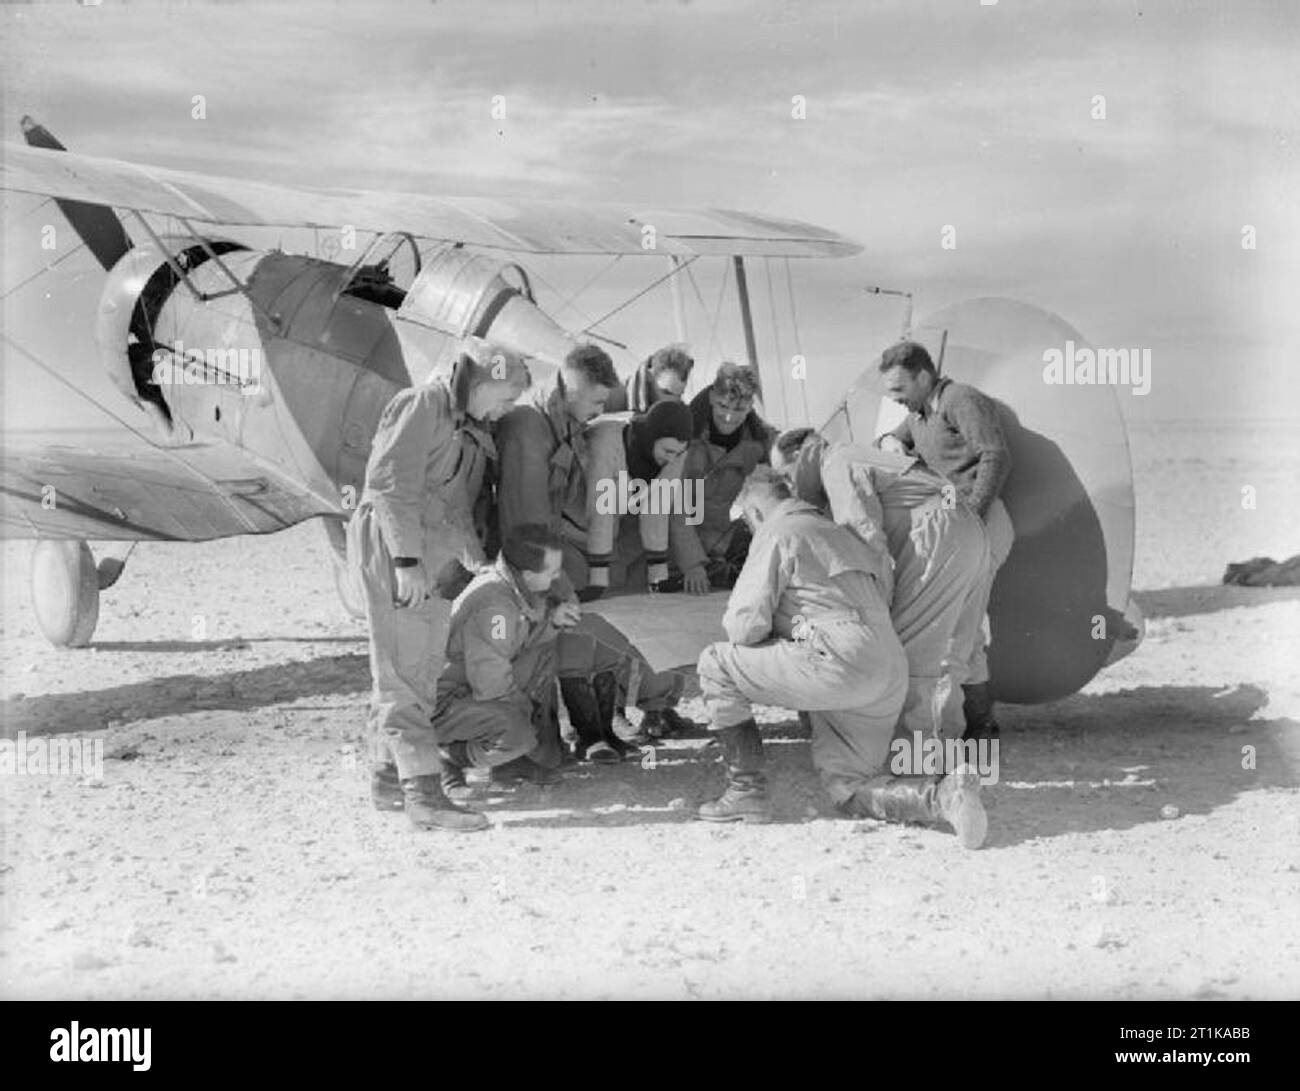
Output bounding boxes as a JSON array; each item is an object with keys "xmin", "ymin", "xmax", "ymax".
[{"xmin": 1, "ymin": 422, "xmax": 1298, "ymax": 1000}]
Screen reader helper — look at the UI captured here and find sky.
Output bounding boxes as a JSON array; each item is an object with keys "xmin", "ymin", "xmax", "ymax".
[{"xmin": 2, "ymin": 0, "xmax": 1298, "ymax": 424}]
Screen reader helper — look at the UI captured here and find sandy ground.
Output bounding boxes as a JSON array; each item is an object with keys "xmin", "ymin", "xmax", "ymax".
[{"xmin": 2, "ymin": 428, "xmax": 1299, "ymax": 998}]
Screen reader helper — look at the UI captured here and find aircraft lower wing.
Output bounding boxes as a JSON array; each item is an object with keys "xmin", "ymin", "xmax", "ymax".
[
  {"xmin": 584, "ymin": 591, "xmax": 730, "ymax": 673},
  {"xmin": 1, "ymin": 433, "xmax": 338, "ymax": 541}
]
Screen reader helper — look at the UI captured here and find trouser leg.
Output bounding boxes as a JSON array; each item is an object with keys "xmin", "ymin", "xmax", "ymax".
[
  {"xmin": 433, "ymin": 694, "xmax": 537, "ymax": 768},
  {"xmin": 958, "ymin": 498, "xmax": 1014, "ymax": 685},
  {"xmin": 808, "ymin": 704, "xmax": 902, "ymax": 806},
  {"xmin": 350, "ymin": 510, "xmax": 448, "ymax": 782},
  {"xmin": 893, "ymin": 508, "xmax": 989, "ymax": 741}
]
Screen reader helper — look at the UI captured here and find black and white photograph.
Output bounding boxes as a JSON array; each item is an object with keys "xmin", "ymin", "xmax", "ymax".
[{"xmin": 1, "ymin": 0, "xmax": 1296, "ymax": 1022}]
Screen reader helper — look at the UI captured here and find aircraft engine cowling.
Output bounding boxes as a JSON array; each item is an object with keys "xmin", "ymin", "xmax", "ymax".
[
  {"xmin": 94, "ymin": 236, "xmax": 249, "ymax": 439},
  {"xmin": 393, "ymin": 244, "xmax": 576, "ymax": 383}
]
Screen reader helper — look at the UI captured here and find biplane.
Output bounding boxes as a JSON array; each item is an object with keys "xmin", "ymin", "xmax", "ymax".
[{"xmin": 0, "ymin": 117, "xmax": 1142, "ymax": 704}]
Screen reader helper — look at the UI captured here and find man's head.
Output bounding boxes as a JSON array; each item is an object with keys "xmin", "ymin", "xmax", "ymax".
[
  {"xmin": 457, "ymin": 340, "xmax": 532, "ymax": 422},
  {"xmin": 729, "ymin": 466, "xmax": 792, "ymax": 532},
  {"xmin": 645, "ymin": 344, "xmax": 694, "ymax": 402},
  {"xmin": 769, "ymin": 426, "xmax": 819, "ymax": 479},
  {"xmin": 878, "ymin": 340, "xmax": 938, "ymax": 413},
  {"xmin": 561, "ymin": 343, "xmax": 619, "ymax": 424},
  {"xmin": 708, "ymin": 361, "xmax": 761, "ymax": 436},
  {"xmin": 501, "ymin": 524, "xmax": 564, "ymax": 593},
  {"xmin": 638, "ymin": 399, "xmax": 695, "ymax": 467}
]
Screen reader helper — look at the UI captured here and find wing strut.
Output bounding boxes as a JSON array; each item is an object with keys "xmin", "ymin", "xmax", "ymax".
[{"xmin": 732, "ymin": 256, "xmax": 762, "ymax": 396}]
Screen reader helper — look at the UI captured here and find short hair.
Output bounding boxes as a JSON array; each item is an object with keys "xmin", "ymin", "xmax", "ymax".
[
  {"xmin": 501, "ymin": 524, "xmax": 562, "ymax": 573},
  {"xmin": 878, "ymin": 340, "xmax": 936, "ymax": 376},
  {"xmin": 773, "ymin": 426, "xmax": 818, "ymax": 463},
  {"xmin": 647, "ymin": 344, "xmax": 694, "ymax": 382},
  {"xmin": 734, "ymin": 465, "xmax": 792, "ymax": 510},
  {"xmin": 710, "ymin": 361, "xmax": 760, "ymax": 402},
  {"xmin": 563, "ymin": 343, "xmax": 618, "ymax": 389}
]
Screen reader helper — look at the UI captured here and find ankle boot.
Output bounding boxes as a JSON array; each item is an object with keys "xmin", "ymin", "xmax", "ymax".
[
  {"xmin": 560, "ymin": 675, "xmax": 621, "ymax": 763},
  {"xmin": 400, "ymin": 774, "xmax": 489, "ymax": 832},
  {"xmin": 370, "ymin": 763, "xmax": 404, "ymax": 811},
  {"xmin": 697, "ymin": 719, "xmax": 771, "ymax": 823},
  {"xmin": 439, "ymin": 741, "xmax": 472, "ymax": 800},
  {"xmin": 961, "ymin": 682, "xmax": 1001, "ymax": 742}
]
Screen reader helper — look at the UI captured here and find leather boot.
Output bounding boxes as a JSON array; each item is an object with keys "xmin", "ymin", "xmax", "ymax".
[
  {"xmin": 697, "ymin": 719, "xmax": 771, "ymax": 823},
  {"xmin": 961, "ymin": 682, "xmax": 1001, "ymax": 742},
  {"xmin": 370, "ymin": 763, "xmax": 404, "ymax": 811},
  {"xmin": 843, "ymin": 767, "xmax": 987, "ymax": 849},
  {"xmin": 401, "ymin": 774, "xmax": 489, "ymax": 832},
  {"xmin": 439, "ymin": 741, "xmax": 472, "ymax": 800},
  {"xmin": 560, "ymin": 675, "xmax": 622, "ymax": 763},
  {"xmin": 593, "ymin": 670, "xmax": 634, "ymax": 757}
]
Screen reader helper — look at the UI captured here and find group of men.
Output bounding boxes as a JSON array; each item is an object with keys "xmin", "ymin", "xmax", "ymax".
[{"xmin": 349, "ymin": 335, "xmax": 1014, "ymax": 849}]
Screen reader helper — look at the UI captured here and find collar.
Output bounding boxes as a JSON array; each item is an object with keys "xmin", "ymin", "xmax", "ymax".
[
  {"xmin": 492, "ymin": 557, "xmax": 546, "ymax": 614},
  {"xmin": 917, "ymin": 376, "xmax": 951, "ymax": 419}
]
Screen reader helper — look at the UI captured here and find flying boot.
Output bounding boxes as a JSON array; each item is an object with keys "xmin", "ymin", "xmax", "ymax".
[
  {"xmin": 697, "ymin": 718, "xmax": 771, "ymax": 824},
  {"xmin": 439, "ymin": 741, "xmax": 473, "ymax": 800},
  {"xmin": 560, "ymin": 673, "xmax": 623, "ymax": 763},
  {"xmin": 841, "ymin": 766, "xmax": 988, "ymax": 849},
  {"xmin": 961, "ymin": 682, "xmax": 1001, "ymax": 743}
]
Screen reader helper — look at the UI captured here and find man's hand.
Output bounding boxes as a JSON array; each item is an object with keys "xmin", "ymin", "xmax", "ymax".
[
  {"xmin": 878, "ymin": 434, "xmax": 907, "ymax": 455},
  {"xmin": 393, "ymin": 563, "xmax": 433, "ymax": 608},
  {"xmin": 683, "ymin": 564, "xmax": 711, "ymax": 595},
  {"xmin": 552, "ymin": 601, "xmax": 582, "ymax": 629}
]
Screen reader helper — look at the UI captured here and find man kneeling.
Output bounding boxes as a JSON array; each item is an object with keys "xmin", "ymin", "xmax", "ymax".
[
  {"xmin": 695, "ymin": 468, "xmax": 988, "ymax": 848},
  {"xmin": 431, "ymin": 525, "xmax": 580, "ymax": 814}
]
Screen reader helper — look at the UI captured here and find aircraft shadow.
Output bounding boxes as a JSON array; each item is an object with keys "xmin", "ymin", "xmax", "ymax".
[
  {"xmin": 482, "ymin": 683, "xmax": 1295, "ymax": 843},
  {"xmin": 88, "ymin": 636, "xmax": 365, "ymax": 653},
  {"xmin": 2, "ymin": 653, "xmax": 369, "ymax": 738}
]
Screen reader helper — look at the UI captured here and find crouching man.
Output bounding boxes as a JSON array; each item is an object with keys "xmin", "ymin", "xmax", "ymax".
[
  {"xmin": 695, "ymin": 468, "xmax": 988, "ymax": 848},
  {"xmin": 771, "ymin": 428, "xmax": 990, "ymax": 743},
  {"xmin": 433, "ymin": 525, "xmax": 579, "ymax": 798}
]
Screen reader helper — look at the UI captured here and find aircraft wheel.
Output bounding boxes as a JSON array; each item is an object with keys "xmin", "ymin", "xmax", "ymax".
[{"xmin": 31, "ymin": 540, "xmax": 100, "ymax": 647}]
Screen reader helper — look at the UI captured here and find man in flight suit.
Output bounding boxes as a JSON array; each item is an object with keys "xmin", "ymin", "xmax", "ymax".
[
  {"xmin": 695, "ymin": 469, "xmax": 988, "ymax": 848},
  {"xmin": 878, "ymin": 340, "xmax": 1014, "ymax": 742},
  {"xmin": 771, "ymin": 428, "xmax": 990, "ymax": 743},
  {"xmin": 349, "ymin": 342, "xmax": 531, "ymax": 832},
  {"xmin": 434, "ymin": 524, "xmax": 580, "ymax": 794}
]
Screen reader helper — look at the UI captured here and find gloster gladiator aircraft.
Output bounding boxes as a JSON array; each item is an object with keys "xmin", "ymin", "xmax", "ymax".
[{"xmin": 0, "ymin": 118, "xmax": 1143, "ymax": 705}]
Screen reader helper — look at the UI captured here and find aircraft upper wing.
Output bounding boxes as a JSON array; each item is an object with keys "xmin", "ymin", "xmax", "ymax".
[
  {"xmin": 1, "ymin": 142, "xmax": 862, "ymax": 259},
  {"xmin": 0, "ymin": 432, "xmax": 339, "ymax": 541}
]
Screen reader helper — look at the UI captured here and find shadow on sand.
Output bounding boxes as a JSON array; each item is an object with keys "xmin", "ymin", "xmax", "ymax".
[
  {"xmin": 475, "ymin": 683, "xmax": 1296, "ymax": 847},
  {"xmin": 2, "ymin": 653, "xmax": 370, "ymax": 737}
]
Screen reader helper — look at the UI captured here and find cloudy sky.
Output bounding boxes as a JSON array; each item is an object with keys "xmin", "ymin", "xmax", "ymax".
[{"xmin": 3, "ymin": 0, "xmax": 1297, "ymax": 423}]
